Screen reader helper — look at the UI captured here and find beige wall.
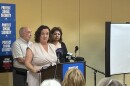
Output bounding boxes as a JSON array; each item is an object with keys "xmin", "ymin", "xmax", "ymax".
[{"xmin": 0, "ymin": 0, "xmax": 130, "ymax": 86}]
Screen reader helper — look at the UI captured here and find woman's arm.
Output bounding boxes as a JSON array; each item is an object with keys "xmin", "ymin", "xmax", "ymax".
[{"xmin": 25, "ymin": 48, "xmax": 38, "ymax": 73}]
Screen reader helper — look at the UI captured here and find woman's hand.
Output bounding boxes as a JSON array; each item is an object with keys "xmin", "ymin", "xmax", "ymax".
[{"xmin": 31, "ymin": 68, "xmax": 39, "ymax": 73}]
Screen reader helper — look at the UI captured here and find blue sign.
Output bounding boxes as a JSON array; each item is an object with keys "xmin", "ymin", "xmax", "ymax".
[
  {"xmin": 0, "ymin": 3, "xmax": 15, "ymax": 21},
  {"xmin": 62, "ymin": 62, "xmax": 85, "ymax": 79},
  {"xmin": 0, "ymin": 3, "xmax": 16, "ymax": 56},
  {"xmin": 0, "ymin": 3, "xmax": 15, "ymax": 72},
  {"xmin": 0, "ymin": 21, "xmax": 16, "ymax": 38},
  {"xmin": 0, "ymin": 37, "xmax": 15, "ymax": 56}
]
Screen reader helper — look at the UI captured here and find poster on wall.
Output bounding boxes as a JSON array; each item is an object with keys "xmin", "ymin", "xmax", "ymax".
[
  {"xmin": 0, "ymin": 37, "xmax": 16, "ymax": 55},
  {"xmin": 0, "ymin": 3, "xmax": 15, "ymax": 72},
  {"xmin": 0, "ymin": 55, "xmax": 13, "ymax": 72},
  {"xmin": 0, "ymin": 3, "xmax": 15, "ymax": 21},
  {"xmin": 0, "ymin": 21, "xmax": 16, "ymax": 38}
]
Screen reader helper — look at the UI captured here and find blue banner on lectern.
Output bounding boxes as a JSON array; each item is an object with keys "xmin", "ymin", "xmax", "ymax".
[{"xmin": 0, "ymin": 3, "xmax": 15, "ymax": 72}]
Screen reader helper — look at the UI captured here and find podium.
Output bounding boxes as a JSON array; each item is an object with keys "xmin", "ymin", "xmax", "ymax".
[{"xmin": 40, "ymin": 61, "xmax": 86, "ymax": 82}]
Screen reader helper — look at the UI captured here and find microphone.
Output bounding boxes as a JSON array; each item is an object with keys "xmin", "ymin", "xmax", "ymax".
[
  {"xmin": 75, "ymin": 46, "xmax": 78, "ymax": 53},
  {"xmin": 56, "ymin": 48, "xmax": 63, "ymax": 57},
  {"xmin": 56, "ymin": 48, "xmax": 63, "ymax": 62},
  {"xmin": 54, "ymin": 48, "xmax": 63, "ymax": 79},
  {"xmin": 66, "ymin": 53, "xmax": 84, "ymax": 62},
  {"xmin": 74, "ymin": 46, "xmax": 78, "ymax": 57}
]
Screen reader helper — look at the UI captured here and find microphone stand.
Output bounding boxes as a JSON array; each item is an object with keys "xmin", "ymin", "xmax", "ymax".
[
  {"xmin": 86, "ymin": 64, "xmax": 105, "ymax": 86},
  {"xmin": 74, "ymin": 46, "xmax": 78, "ymax": 57},
  {"xmin": 75, "ymin": 51, "xmax": 77, "ymax": 57},
  {"xmin": 54, "ymin": 53, "xmax": 60, "ymax": 79},
  {"xmin": 123, "ymin": 73, "xmax": 127, "ymax": 86}
]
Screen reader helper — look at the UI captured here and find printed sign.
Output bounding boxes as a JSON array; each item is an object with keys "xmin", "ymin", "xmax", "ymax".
[
  {"xmin": 0, "ymin": 3, "xmax": 15, "ymax": 72},
  {"xmin": 0, "ymin": 55, "xmax": 13, "ymax": 72},
  {"xmin": 0, "ymin": 21, "xmax": 16, "ymax": 38},
  {"xmin": 0, "ymin": 3, "xmax": 15, "ymax": 21},
  {"xmin": 62, "ymin": 62, "xmax": 85, "ymax": 79},
  {"xmin": 0, "ymin": 3, "xmax": 15, "ymax": 56},
  {"xmin": 0, "ymin": 37, "xmax": 15, "ymax": 56}
]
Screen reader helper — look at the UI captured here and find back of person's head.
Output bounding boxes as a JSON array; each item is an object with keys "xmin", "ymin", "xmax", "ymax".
[
  {"xmin": 40, "ymin": 79, "xmax": 61, "ymax": 86},
  {"xmin": 62, "ymin": 68, "xmax": 86, "ymax": 86},
  {"xmin": 97, "ymin": 78, "xmax": 123, "ymax": 86}
]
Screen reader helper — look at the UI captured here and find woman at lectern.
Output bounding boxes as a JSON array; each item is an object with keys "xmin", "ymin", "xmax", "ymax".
[
  {"xmin": 50, "ymin": 27, "xmax": 69, "ymax": 63},
  {"xmin": 25, "ymin": 25, "xmax": 57, "ymax": 86}
]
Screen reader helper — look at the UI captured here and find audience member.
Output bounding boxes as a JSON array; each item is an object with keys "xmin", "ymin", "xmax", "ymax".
[
  {"xmin": 97, "ymin": 78, "xmax": 124, "ymax": 86},
  {"xmin": 40, "ymin": 79, "xmax": 61, "ymax": 86},
  {"xmin": 50, "ymin": 27, "xmax": 69, "ymax": 63},
  {"xmin": 25, "ymin": 25, "xmax": 57, "ymax": 86},
  {"xmin": 62, "ymin": 68, "xmax": 86, "ymax": 86},
  {"xmin": 11, "ymin": 27, "xmax": 32, "ymax": 86}
]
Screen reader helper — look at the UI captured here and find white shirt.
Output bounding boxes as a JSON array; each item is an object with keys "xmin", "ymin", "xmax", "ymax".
[
  {"xmin": 27, "ymin": 43, "xmax": 57, "ymax": 86},
  {"xmin": 11, "ymin": 37, "xmax": 33, "ymax": 69}
]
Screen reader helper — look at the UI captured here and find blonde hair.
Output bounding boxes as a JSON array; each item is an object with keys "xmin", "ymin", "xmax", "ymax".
[
  {"xmin": 62, "ymin": 68, "xmax": 86, "ymax": 86},
  {"xmin": 97, "ymin": 78, "xmax": 123, "ymax": 86}
]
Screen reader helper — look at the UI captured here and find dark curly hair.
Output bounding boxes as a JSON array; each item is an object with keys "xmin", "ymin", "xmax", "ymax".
[
  {"xmin": 50, "ymin": 27, "xmax": 63, "ymax": 43},
  {"xmin": 35, "ymin": 25, "xmax": 50, "ymax": 43}
]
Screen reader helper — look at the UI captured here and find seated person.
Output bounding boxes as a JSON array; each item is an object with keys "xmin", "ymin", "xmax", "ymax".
[
  {"xmin": 40, "ymin": 79, "xmax": 61, "ymax": 86},
  {"xmin": 97, "ymin": 78, "xmax": 123, "ymax": 86},
  {"xmin": 62, "ymin": 68, "xmax": 86, "ymax": 86}
]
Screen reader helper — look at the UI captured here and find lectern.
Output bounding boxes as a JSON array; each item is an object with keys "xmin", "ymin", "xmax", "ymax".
[{"xmin": 40, "ymin": 61, "xmax": 86, "ymax": 82}]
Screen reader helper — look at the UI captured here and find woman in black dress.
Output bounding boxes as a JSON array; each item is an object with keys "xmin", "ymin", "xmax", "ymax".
[{"xmin": 50, "ymin": 27, "xmax": 69, "ymax": 63}]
